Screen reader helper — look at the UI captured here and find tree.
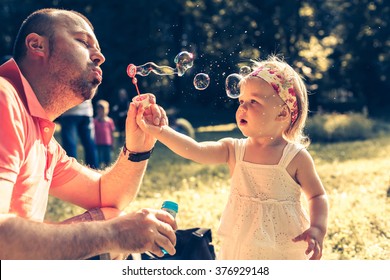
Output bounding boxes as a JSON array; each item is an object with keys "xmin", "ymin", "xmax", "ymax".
[{"xmin": 1, "ymin": 0, "xmax": 389, "ymax": 125}]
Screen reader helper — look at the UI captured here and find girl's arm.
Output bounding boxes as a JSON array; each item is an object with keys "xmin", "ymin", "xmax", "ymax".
[
  {"xmin": 136, "ymin": 105, "xmax": 230, "ymax": 164},
  {"xmin": 292, "ymin": 149, "xmax": 329, "ymax": 260}
]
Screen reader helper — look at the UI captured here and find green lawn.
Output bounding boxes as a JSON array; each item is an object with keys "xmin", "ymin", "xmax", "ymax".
[{"xmin": 47, "ymin": 126, "xmax": 390, "ymax": 260}]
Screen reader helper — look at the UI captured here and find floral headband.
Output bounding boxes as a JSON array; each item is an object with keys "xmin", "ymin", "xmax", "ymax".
[{"xmin": 251, "ymin": 66, "xmax": 298, "ymax": 124}]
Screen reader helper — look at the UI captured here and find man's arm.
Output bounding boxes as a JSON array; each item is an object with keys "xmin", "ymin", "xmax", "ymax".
[
  {"xmin": 0, "ymin": 213, "xmax": 108, "ymax": 259},
  {"xmin": 99, "ymin": 96, "xmax": 168, "ymax": 209},
  {"xmin": 0, "ymin": 208, "xmax": 177, "ymax": 259},
  {"xmin": 0, "ymin": 179, "xmax": 13, "ymax": 214},
  {"xmin": 99, "ymin": 152, "xmax": 148, "ymax": 209},
  {"xmin": 51, "ymin": 95, "xmax": 165, "ymax": 210}
]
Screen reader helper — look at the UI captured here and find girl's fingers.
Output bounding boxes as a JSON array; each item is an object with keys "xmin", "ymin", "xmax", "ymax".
[
  {"xmin": 308, "ymin": 240, "xmax": 321, "ymax": 260},
  {"xmin": 292, "ymin": 233, "xmax": 305, "ymax": 242},
  {"xmin": 305, "ymin": 238, "xmax": 315, "ymax": 255}
]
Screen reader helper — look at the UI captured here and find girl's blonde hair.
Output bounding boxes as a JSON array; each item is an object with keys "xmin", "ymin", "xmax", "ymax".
[
  {"xmin": 96, "ymin": 99, "xmax": 110, "ymax": 116},
  {"xmin": 243, "ymin": 55, "xmax": 310, "ymax": 146}
]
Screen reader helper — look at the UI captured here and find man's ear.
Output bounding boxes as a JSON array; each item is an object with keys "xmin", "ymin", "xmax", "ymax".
[
  {"xmin": 277, "ymin": 104, "xmax": 290, "ymax": 122},
  {"xmin": 25, "ymin": 33, "xmax": 46, "ymax": 57}
]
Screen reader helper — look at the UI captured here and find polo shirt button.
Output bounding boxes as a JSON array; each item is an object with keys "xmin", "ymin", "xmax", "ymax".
[{"xmin": 43, "ymin": 127, "xmax": 50, "ymax": 133}]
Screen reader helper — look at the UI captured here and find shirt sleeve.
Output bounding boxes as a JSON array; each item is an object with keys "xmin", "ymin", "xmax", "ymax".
[
  {"xmin": 50, "ymin": 139, "xmax": 102, "ymax": 190},
  {"xmin": 0, "ymin": 78, "xmax": 25, "ymax": 183},
  {"xmin": 50, "ymin": 140, "xmax": 83, "ymax": 188}
]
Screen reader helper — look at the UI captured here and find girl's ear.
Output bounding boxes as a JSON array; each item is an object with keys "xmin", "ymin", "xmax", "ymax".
[
  {"xmin": 25, "ymin": 33, "xmax": 46, "ymax": 57},
  {"xmin": 276, "ymin": 104, "xmax": 290, "ymax": 122}
]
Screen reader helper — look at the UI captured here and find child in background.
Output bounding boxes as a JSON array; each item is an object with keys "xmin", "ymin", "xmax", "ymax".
[
  {"xmin": 135, "ymin": 55, "xmax": 328, "ymax": 260},
  {"xmin": 94, "ymin": 100, "xmax": 116, "ymax": 168}
]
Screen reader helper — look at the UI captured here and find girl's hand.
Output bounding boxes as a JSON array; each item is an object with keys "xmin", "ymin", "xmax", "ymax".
[
  {"xmin": 125, "ymin": 94, "xmax": 167, "ymax": 152},
  {"xmin": 135, "ymin": 102, "xmax": 168, "ymax": 136},
  {"xmin": 292, "ymin": 226, "xmax": 325, "ymax": 260}
]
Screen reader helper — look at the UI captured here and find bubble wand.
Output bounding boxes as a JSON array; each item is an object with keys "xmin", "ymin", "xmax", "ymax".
[{"xmin": 127, "ymin": 64, "xmax": 141, "ymax": 96}]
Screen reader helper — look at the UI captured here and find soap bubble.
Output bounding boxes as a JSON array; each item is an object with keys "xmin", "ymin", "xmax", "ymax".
[
  {"xmin": 225, "ymin": 73, "xmax": 242, "ymax": 99},
  {"xmin": 174, "ymin": 51, "xmax": 194, "ymax": 76},
  {"xmin": 135, "ymin": 62, "xmax": 176, "ymax": 76},
  {"xmin": 239, "ymin": 66, "xmax": 252, "ymax": 76},
  {"xmin": 193, "ymin": 73, "xmax": 210, "ymax": 90}
]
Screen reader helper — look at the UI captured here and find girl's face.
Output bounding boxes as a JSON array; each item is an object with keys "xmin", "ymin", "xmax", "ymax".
[
  {"xmin": 236, "ymin": 77, "xmax": 286, "ymax": 138},
  {"xmin": 97, "ymin": 106, "xmax": 106, "ymax": 117}
]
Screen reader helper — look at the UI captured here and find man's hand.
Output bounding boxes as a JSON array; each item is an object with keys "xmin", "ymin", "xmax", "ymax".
[{"xmin": 108, "ymin": 208, "xmax": 177, "ymax": 256}]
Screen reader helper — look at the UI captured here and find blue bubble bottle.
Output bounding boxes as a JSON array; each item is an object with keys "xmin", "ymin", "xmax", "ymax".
[{"xmin": 161, "ymin": 200, "xmax": 178, "ymax": 254}]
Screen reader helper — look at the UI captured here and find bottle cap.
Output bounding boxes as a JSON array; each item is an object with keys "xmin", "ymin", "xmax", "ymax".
[{"xmin": 161, "ymin": 200, "xmax": 178, "ymax": 213}]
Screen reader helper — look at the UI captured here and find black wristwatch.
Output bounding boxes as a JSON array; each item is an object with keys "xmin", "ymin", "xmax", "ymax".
[{"xmin": 123, "ymin": 144, "xmax": 154, "ymax": 162}]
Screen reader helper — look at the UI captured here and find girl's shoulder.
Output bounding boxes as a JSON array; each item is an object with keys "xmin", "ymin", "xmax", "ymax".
[
  {"xmin": 291, "ymin": 145, "xmax": 315, "ymax": 169},
  {"xmin": 218, "ymin": 137, "xmax": 242, "ymax": 170},
  {"xmin": 218, "ymin": 137, "xmax": 244, "ymax": 147},
  {"xmin": 219, "ymin": 137, "xmax": 248, "ymax": 158}
]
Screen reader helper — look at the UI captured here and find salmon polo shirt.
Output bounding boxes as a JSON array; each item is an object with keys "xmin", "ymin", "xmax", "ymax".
[{"xmin": 0, "ymin": 59, "xmax": 83, "ymax": 222}]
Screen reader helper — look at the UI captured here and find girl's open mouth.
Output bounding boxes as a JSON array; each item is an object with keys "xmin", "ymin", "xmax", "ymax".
[{"xmin": 239, "ymin": 119, "xmax": 247, "ymax": 125}]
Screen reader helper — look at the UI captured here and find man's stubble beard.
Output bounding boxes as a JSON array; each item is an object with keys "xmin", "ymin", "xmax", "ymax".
[
  {"xmin": 68, "ymin": 75, "xmax": 100, "ymax": 101},
  {"xmin": 47, "ymin": 46, "xmax": 99, "ymax": 102}
]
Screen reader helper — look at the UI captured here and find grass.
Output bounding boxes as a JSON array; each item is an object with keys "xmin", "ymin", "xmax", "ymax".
[{"xmin": 47, "ymin": 125, "xmax": 390, "ymax": 260}]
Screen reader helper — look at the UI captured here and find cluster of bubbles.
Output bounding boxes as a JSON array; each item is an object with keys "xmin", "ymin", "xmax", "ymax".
[
  {"xmin": 127, "ymin": 51, "xmax": 210, "ymax": 91},
  {"xmin": 127, "ymin": 51, "xmax": 255, "ymax": 98},
  {"xmin": 133, "ymin": 51, "xmax": 194, "ymax": 77}
]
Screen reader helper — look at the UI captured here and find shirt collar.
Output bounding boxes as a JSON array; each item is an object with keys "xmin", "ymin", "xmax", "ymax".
[
  {"xmin": 0, "ymin": 58, "xmax": 51, "ymax": 121},
  {"xmin": 0, "ymin": 59, "xmax": 56, "ymax": 145}
]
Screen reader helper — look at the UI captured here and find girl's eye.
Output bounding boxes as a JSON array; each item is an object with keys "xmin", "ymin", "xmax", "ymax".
[{"xmin": 251, "ymin": 99, "xmax": 257, "ymax": 104}]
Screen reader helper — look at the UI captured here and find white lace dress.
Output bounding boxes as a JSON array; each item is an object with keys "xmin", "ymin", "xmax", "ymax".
[{"xmin": 217, "ymin": 139, "xmax": 310, "ymax": 259}]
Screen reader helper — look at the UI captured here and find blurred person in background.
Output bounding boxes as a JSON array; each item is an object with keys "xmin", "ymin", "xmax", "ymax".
[
  {"xmin": 94, "ymin": 99, "xmax": 116, "ymax": 168},
  {"xmin": 111, "ymin": 88, "xmax": 130, "ymax": 145},
  {"xmin": 58, "ymin": 100, "xmax": 99, "ymax": 169}
]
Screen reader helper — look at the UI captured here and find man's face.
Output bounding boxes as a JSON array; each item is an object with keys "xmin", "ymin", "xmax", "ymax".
[{"xmin": 46, "ymin": 13, "xmax": 105, "ymax": 102}]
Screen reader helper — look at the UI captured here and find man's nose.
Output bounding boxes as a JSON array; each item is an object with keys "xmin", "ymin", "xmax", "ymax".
[{"xmin": 91, "ymin": 50, "xmax": 105, "ymax": 66}]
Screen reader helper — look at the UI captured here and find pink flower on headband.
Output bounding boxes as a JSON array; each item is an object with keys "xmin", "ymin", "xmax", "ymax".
[
  {"xmin": 271, "ymin": 82, "xmax": 280, "ymax": 94},
  {"xmin": 251, "ymin": 66, "xmax": 298, "ymax": 124}
]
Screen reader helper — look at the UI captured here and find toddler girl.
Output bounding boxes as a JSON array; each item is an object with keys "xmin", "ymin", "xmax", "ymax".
[
  {"xmin": 94, "ymin": 100, "xmax": 116, "ymax": 168},
  {"xmin": 136, "ymin": 56, "xmax": 328, "ymax": 260}
]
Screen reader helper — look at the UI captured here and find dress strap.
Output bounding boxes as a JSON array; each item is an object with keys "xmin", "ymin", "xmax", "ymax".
[
  {"xmin": 234, "ymin": 138, "xmax": 247, "ymax": 161},
  {"xmin": 278, "ymin": 142, "xmax": 305, "ymax": 168}
]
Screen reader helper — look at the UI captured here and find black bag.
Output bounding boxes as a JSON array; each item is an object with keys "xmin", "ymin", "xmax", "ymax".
[{"xmin": 141, "ymin": 227, "xmax": 216, "ymax": 260}]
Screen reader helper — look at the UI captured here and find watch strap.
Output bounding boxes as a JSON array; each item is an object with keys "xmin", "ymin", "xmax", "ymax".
[{"xmin": 123, "ymin": 144, "xmax": 154, "ymax": 162}]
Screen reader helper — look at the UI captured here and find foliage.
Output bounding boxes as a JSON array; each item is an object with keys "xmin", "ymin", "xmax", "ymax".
[
  {"xmin": 306, "ymin": 112, "xmax": 375, "ymax": 142},
  {"xmin": 46, "ymin": 128, "xmax": 390, "ymax": 260},
  {"xmin": 310, "ymin": 137, "xmax": 390, "ymax": 260},
  {"xmin": 2, "ymin": 0, "xmax": 388, "ymax": 260},
  {"xmin": 1, "ymin": 0, "xmax": 389, "ymax": 126}
]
